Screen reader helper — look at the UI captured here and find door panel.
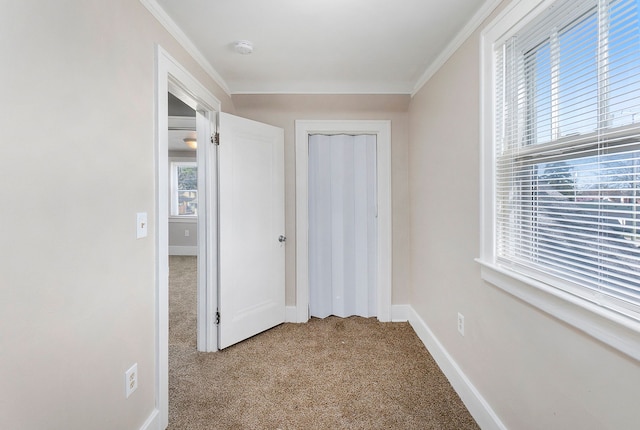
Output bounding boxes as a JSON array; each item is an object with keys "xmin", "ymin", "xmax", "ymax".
[
  {"xmin": 308, "ymin": 134, "xmax": 377, "ymax": 319},
  {"xmin": 218, "ymin": 113, "xmax": 285, "ymax": 349}
]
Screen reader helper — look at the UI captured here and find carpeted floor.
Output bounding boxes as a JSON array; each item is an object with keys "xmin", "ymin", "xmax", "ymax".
[
  {"xmin": 169, "ymin": 256, "xmax": 198, "ymax": 349},
  {"xmin": 168, "ymin": 256, "xmax": 479, "ymax": 429}
]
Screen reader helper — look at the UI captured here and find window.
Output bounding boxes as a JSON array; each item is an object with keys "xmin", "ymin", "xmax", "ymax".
[
  {"xmin": 171, "ymin": 161, "xmax": 197, "ymax": 216},
  {"xmin": 481, "ymin": 0, "xmax": 640, "ymax": 351}
]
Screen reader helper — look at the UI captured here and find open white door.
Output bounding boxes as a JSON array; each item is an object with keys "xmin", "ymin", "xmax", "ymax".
[{"xmin": 218, "ymin": 113, "xmax": 285, "ymax": 349}]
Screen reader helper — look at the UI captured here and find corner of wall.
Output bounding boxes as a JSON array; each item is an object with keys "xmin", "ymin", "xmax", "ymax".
[
  {"xmin": 407, "ymin": 306, "xmax": 506, "ymax": 430},
  {"xmin": 139, "ymin": 408, "xmax": 160, "ymax": 430}
]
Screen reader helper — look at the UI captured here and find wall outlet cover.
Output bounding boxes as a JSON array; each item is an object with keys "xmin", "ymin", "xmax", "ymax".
[{"xmin": 125, "ymin": 363, "xmax": 138, "ymax": 398}]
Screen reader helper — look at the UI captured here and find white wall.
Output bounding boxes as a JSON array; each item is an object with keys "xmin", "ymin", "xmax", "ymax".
[
  {"xmin": 407, "ymin": 2, "xmax": 640, "ymax": 429},
  {"xmin": 233, "ymin": 94, "xmax": 411, "ymax": 307},
  {"xmin": 0, "ymin": 1, "xmax": 233, "ymax": 429},
  {"xmin": 168, "ymin": 219, "xmax": 197, "ymax": 255}
]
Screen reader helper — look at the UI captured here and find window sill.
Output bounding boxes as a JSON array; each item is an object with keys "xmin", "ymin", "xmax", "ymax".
[{"xmin": 476, "ymin": 259, "xmax": 640, "ymax": 362}]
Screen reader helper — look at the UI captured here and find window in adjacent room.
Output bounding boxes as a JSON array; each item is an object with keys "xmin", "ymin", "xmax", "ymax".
[{"xmin": 171, "ymin": 161, "xmax": 198, "ymax": 216}]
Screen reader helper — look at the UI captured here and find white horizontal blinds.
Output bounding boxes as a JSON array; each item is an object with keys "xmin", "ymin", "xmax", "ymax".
[{"xmin": 495, "ymin": 0, "xmax": 640, "ymax": 317}]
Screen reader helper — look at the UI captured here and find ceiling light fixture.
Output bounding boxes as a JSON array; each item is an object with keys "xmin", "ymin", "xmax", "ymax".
[
  {"xmin": 234, "ymin": 40, "xmax": 254, "ymax": 55},
  {"xmin": 183, "ymin": 137, "xmax": 197, "ymax": 150}
]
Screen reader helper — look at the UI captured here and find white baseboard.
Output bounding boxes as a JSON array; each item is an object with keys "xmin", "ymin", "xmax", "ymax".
[
  {"xmin": 285, "ymin": 306, "xmax": 298, "ymax": 323},
  {"xmin": 169, "ymin": 245, "xmax": 197, "ymax": 256},
  {"xmin": 139, "ymin": 408, "xmax": 160, "ymax": 430},
  {"xmin": 391, "ymin": 304, "xmax": 411, "ymax": 322},
  {"xmin": 407, "ymin": 306, "xmax": 507, "ymax": 430}
]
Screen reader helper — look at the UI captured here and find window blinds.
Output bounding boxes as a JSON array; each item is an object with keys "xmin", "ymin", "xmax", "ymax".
[{"xmin": 495, "ymin": 0, "xmax": 640, "ymax": 318}]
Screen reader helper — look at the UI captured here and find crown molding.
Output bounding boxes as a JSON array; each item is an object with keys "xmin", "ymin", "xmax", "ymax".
[
  {"xmin": 140, "ymin": 0, "xmax": 231, "ymax": 96},
  {"xmin": 228, "ymin": 80, "xmax": 413, "ymax": 95},
  {"xmin": 411, "ymin": 0, "xmax": 503, "ymax": 97},
  {"xmin": 142, "ymin": 0, "xmax": 503, "ymax": 97}
]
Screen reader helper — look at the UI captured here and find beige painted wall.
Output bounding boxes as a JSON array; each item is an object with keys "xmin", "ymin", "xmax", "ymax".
[
  {"xmin": 0, "ymin": 1, "xmax": 232, "ymax": 429},
  {"xmin": 233, "ymin": 94, "xmax": 411, "ymax": 307},
  {"xmin": 408, "ymin": 2, "xmax": 640, "ymax": 429},
  {"xmin": 5, "ymin": 1, "xmax": 636, "ymax": 428}
]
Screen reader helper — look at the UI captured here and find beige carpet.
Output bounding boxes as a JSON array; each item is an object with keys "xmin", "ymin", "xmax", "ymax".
[
  {"xmin": 169, "ymin": 256, "xmax": 198, "ymax": 349},
  {"xmin": 169, "ymin": 256, "xmax": 479, "ymax": 429}
]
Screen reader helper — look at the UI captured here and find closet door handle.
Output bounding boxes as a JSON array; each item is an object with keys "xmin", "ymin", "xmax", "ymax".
[{"xmin": 278, "ymin": 235, "xmax": 287, "ymax": 243}]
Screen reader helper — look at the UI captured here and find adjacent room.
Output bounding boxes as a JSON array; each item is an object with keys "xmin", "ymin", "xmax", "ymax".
[{"xmin": 2, "ymin": 1, "xmax": 639, "ymax": 429}]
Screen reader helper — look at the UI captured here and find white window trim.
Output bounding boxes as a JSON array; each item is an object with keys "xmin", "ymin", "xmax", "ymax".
[
  {"xmin": 169, "ymin": 158, "xmax": 198, "ymax": 218},
  {"xmin": 479, "ymin": 0, "xmax": 640, "ymax": 361}
]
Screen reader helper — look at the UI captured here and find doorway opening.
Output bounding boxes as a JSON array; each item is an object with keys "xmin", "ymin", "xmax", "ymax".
[
  {"xmin": 167, "ymin": 93, "xmax": 198, "ymax": 350},
  {"xmin": 295, "ymin": 120, "xmax": 392, "ymax": 324},
  {"xmin": 155, "ymin": 46, "xmax": 220, "ymax": 429},
  {"xmin": 308, "ymin": 134, "xmax": 378, "ymax": 318}
]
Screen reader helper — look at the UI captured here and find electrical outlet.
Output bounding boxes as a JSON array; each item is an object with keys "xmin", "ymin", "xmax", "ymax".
[
  {"xmin": 125, "ymin": 363, "xmax": 138, "ymax": 398},
  {"xmin": 457, "ymin": 312, "xmax": 465, "ymax": 336},
  {"xmin": 184, "ymin": 229, "xmax": 190, "ymax": 237}
]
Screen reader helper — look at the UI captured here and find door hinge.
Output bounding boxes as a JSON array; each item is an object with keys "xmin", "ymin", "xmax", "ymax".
[
  {"xmin": 215, "ymin": 311, "xmax": 220, "ymax": 325},
  {"xmin": 211, "ymin": 132, "xmax": 220, "ymax": 145}
]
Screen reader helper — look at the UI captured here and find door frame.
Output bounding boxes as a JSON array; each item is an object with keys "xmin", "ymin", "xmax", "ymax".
[
  {"xmin": 295, "ymin": 120, "xmax": 392, "ymax": 323},
  {"xmin": 155, "ymin": 46, "xmax": 220, "ymax": 429}
]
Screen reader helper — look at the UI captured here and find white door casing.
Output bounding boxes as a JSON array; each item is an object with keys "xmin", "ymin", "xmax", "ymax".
[
  {"xmin": 155, "ymin": 46, "xmax": 221, "ymax": 430},
  {"xmin": 218, "ymin": 112, "xmax": 286, "ymax": 350},
  {"xmin": 156, "ymin": 49, "xmax": 286, "ymax": 428},
  {"xmin": 195, "ymin": 109, "xmax": 218, "ymax": 353},
  {"xmin": 295, "ymin": 120, "xmax": 392, "ymax": 323}
]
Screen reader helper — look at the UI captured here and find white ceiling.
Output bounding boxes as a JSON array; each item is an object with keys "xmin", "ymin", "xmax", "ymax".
[
  {"xmin": 168, "ymin": 116, "xmax": 196, "ymax": 152},
  {"xmin": 146, "ymin": 0, "xmax": 495, "ymax": 95}
]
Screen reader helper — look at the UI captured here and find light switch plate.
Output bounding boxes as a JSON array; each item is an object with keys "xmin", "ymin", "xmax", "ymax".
[{"xmin": 136, "ymin": 212, "xmax": 148, "ymax": 239}]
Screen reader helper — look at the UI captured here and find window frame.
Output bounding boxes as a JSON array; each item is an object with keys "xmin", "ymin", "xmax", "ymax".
[
  {"xmin": 480, "ymin": 0, "xmax": 640, "ymax": 361},
  {"xmin": 169, "ymin": 159, "xmax": 198, "ymax": 218}
]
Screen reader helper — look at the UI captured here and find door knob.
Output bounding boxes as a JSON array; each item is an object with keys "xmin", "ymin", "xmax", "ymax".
[{"xmin": 278, "ymin": 235, "xmax": 286, "ymax": 243}]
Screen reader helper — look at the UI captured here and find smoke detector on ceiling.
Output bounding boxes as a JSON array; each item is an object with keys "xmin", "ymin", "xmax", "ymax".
[{"xmin": 234, "ymin": 40, "xmax": 254, "ymax": 55}]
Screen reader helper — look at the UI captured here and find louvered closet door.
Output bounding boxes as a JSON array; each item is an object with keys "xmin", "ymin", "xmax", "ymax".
[{"xmin": 308, "ymin": 134, "xmax": 377, "ymax": 318}]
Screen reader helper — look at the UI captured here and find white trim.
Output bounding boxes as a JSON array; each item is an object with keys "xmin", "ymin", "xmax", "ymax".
[
  {"xmin": 478, "ymin": 261, "xmax": 640, "ymax": 362},
  {"xmin": 195, "ymin": 108, "xmax": 218, "ymax": 353},
  {"xmin": 169, "ymin": 245, "xmax": 197, "ymax": 256},
  {"xmin": 228, "ymin": 83, "xmax": 413, "ymax": 95},
  {"xmin": 412, "ymin": 0, "xmax": 503, "ymax": 97},
  {"xmin": 407, "ymin": 307, "xmax": 507, "ymax": 430},
  {"xmin": 295, "ymin": 120, "xmax": 392, "ymax": 324},
  {"xmin": 141, "ymin": 0, "xmax": 231, "ymax": 96},
  {"xmin": 168, "ymin": 216, "xmax": 197, "ymax": 223},
  {"xmin": 229, "ymin": 89, "xmax": 413, "ymax": 96},
  {"xmin": 285, "ymin": 306, "xmax": 298, "ymax": 323},
  {"xmin": 155, "ymin": 45, "xmax": 221, "ymax": 430},
  {"xmin": 391, "ymin": 304, "xmax": 411, "ymax": 322},
  {"xmin": 479, "ymin": 13, "xmax": 498, "ymax": 263},
  {"xmin": 168, "ymin": 116, "xmax": 196, "ymax": 130},
  {"xmin": 139, "ymin": 408, "xmax": 160, "ymax": 430},
  {"xmin": 169, "ymin": 160, "xmax": 197, "ymax": 217}
]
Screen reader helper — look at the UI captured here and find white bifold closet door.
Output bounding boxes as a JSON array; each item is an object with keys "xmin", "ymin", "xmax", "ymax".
[{"xmin": 308, "ymin": 134, "xmax": 377, "ymax": 319}]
